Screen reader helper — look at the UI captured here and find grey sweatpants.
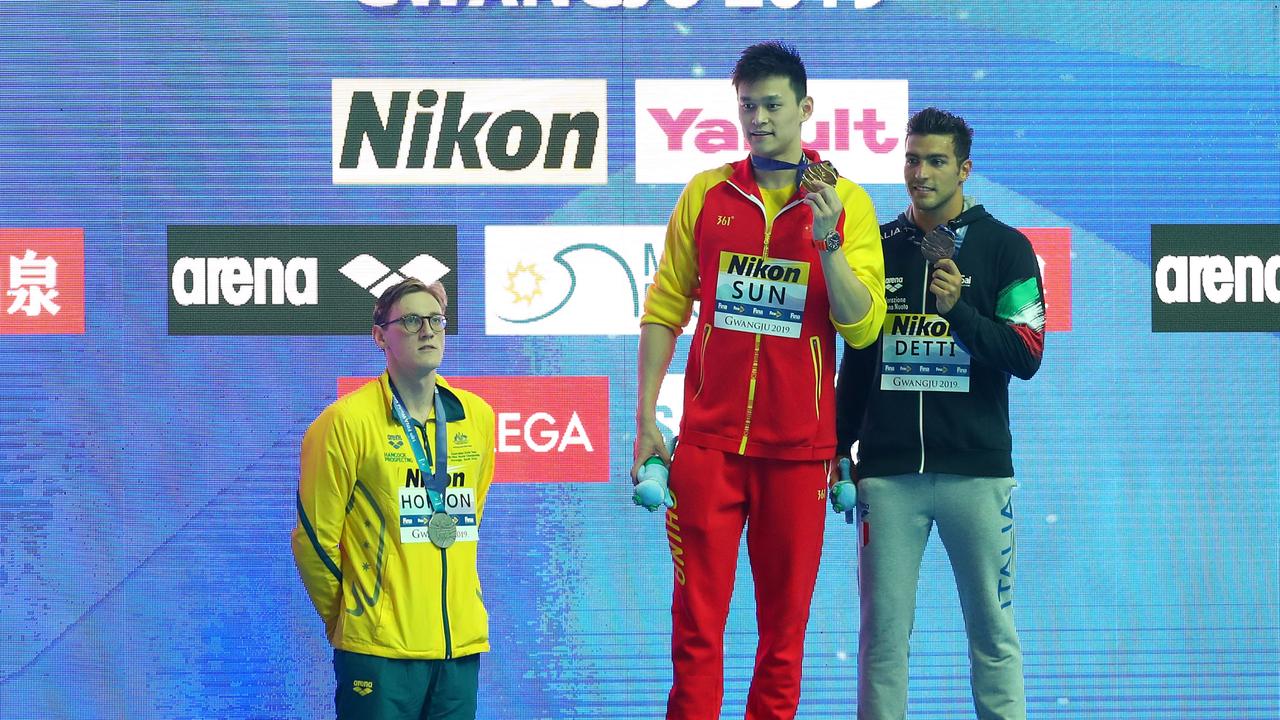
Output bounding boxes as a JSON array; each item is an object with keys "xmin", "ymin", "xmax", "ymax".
[{"xmin": 856, "ymin": 473, "xmax": 1025, "ymax": 720}]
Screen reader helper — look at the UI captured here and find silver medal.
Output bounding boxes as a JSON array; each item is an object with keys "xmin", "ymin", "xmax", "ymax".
[{"xmin": 427, "ymin": 511, "xmax": 457, "ymax": 549}]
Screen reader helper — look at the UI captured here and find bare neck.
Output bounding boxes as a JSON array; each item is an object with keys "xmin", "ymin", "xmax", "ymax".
[
  {"xmin": 909, "ymin": 200, "xmax": 963, "ymax": 232},
  {"xmin": 388, "ymin": 366, "xmax": 437, "ymax": 422},
  {"xmin": 753, "ymin": 148, "xmax": 805, "ymax": 190}
]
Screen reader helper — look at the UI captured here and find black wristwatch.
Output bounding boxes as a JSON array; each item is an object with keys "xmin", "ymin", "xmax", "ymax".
[{"xmin": 821, "ymin": 229, "xmax": 843, "ymax": 253}]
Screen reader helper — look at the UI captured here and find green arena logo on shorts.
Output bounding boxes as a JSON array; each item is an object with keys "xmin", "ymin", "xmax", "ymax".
[{"xmin": 353, "ymin": 680, "xmax": 374, "ymax": 697}]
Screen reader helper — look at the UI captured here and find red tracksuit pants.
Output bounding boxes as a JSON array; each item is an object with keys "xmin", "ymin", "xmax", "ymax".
[{"xmin": 664, "ymin": 443, "xmax": 829, "ymax": 720}]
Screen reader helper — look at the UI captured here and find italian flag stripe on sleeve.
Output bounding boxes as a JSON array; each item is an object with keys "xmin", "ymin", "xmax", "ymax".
[{"xmin": 996, "ymin": 277, "xmax": 1045, "ymax": 332}]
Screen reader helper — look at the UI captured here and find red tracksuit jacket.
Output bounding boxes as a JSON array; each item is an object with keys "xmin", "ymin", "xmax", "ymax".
[{"xmin": 643, "ymin": 151, "xmax": 886, "ymax": 461}]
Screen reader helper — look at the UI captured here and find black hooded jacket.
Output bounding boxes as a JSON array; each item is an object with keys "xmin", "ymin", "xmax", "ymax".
[{"xmin": 836, "ymin": 203, "xmax": 1046, "ymax": 478}]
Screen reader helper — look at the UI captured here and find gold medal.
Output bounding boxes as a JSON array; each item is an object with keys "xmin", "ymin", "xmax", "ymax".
[
  {"xmin": 800, "ymin": 160, "xmax": 839, "ymax": 192},
  {"xmin": 427, "ymin": 511, "xmax": 457, "ymax": 549}
]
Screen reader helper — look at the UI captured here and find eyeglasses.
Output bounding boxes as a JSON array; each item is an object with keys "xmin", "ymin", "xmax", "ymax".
[{"xmin": 377, "ymin": 313, "xmax": 447, "ymax": 334}]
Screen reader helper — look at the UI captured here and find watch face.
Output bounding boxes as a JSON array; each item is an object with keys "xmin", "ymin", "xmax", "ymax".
[{"xmin": 825, "ymin": 232, "xmax": 843, "ymax": 252}]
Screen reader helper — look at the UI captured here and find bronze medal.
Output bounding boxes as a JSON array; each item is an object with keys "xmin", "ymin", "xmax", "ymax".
[
  {"xmin": 920, "ymin": 225, "xmax": 958, "ymax": 262},
  {"xmin": 427, "ymin": 511, "xmax": 457, "ymax": 549},
  {"xmin": 800, "ymin": 160, "xmax": 839, "ymax": 192}
]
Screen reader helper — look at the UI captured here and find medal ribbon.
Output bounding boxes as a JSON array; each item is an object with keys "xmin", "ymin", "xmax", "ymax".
[
  {"xmin": 905, "ymin": 212, "xmax": 973, "ymax": 257},
  {"xmin": 750, "ymin": 153, "xmax": 809, "ymax": 188},
  {"xmin": 389, "ymin": 379, "xmax": 449, "ymax": 513}
]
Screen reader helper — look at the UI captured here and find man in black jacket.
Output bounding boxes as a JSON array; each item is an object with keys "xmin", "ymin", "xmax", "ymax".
[{"xmin": 836, "ymin": 107, "xmax": 1045, "ymax": 720}]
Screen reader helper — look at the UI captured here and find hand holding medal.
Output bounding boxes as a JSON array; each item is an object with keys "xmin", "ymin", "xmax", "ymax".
[
  {"xmin": 923, "ymin": 225, "xmax": 964, "ymax": 313},
  {"xmin": 800, "ymin": 160, "xmax": 838, "ymax": 193},
  {"xmin": 799, "ymin": 161, "xmax": 843, "ymax": 252},
  {"xmin": 919, "ymin": 224, "xmax": 957, "ymax": 263}
]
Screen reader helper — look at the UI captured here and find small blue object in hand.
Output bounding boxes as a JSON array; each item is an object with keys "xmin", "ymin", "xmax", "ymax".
[
  {"xmin": 633, "ymin": 456, "xmax": 673, "ymax": 512},
  {"xmin": 830, "ymin": 458, "xmax": 857, "ymax": 524}
]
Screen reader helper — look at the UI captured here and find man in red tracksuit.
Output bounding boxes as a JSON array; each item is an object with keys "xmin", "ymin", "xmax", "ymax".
[{"xmin": 632, "ymin": 41, "xmax": 887, "ymax": 719}]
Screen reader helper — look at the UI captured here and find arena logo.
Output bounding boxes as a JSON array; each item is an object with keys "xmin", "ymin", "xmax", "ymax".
[
  {"xmin": 0, "ymin": 228, "xmax": 85, "ymax": 335},
  {"xmin": 339, "ymin": 375, "xmax": 610, "ymax": 482},
  {"xmin": 171, "ymin": 256, "xmax": 319, "ymax": 307},
  {"xmin": 1155, "ymin": 255, "xmax": 1280, "ymax": 303},
  {"xmin": 167, "ymin": 225, "xmax": 457, "ymax": 335},
  {"xmin": 333, "ymin": 79, "xmax": 607, "ymax": 185},
  {"xmin": 635, "ymin": 79, "xmax": 907, "ymax": 184},
  {"xmin": 1151, "ymin": 224, "xmax": 1280, "ymax": 332},
  {"xmin": 340, "ymin": 253, "xmax": 451, "ymax": 299},
  {"xmin": 484, "ymin": 225, "xmax": 700, "ymax": 335}
]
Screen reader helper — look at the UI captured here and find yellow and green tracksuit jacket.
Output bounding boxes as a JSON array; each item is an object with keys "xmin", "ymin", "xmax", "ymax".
[
  {"xmin": 292, "ymin": 372, "xmax": 496, "ymax": 660},
  {"xmin": 643, "ymin": 151, "xmax": 887, "ymax": 460}
]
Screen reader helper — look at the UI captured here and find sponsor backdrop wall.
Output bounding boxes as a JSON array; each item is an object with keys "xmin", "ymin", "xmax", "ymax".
[{"xmin": 0, "ymin": 2, "xmax": 1277, "ymax": 718}]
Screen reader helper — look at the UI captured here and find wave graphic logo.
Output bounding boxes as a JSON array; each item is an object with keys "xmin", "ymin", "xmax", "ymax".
[{"xmin": 486, "ymin": 225, "xmax": 692, "ymax": 336}]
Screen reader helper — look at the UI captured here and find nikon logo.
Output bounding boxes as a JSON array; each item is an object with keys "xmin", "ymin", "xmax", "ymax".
[
  {"xmin": 890, "ymin": 314, "xmax": 950, "ymax": 337},
  {"xmin": 725, "ymin": 255, "xmax": 802, "ymax": 283},
  {"xmin": 333, "ymin": 79, "xmax": 607, "ymax": 185},
  {"xmin": 1151, "ymin": 224, "xmax": 1280, "ymax": 332}
]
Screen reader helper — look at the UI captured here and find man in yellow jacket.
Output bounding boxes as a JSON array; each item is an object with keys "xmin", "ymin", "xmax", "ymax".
[{"xmin": 292, "ymin": 278, "xmax": 496, "ymax": 720}]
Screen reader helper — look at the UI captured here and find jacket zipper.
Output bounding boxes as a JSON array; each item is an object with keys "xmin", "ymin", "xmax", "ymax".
[
  {"xmin": 809, "ymin": 335, "xmax": 823, "ymax": 421},
  {"xmin": 917, "ymin": 258, "xmax": 928, "ymax": 473},
  {"xmin": 440, "ymin": 547, "xmax": 453, "ymax": 659},
  {"xmin": 421, "ymin": 422, "xmax": 455, "ymax": 660},
  {"xmin": 725, "ymin": 179, "xmax": 803, "ymax": 455},
  {"xmin": 693, "ymin": 324, "xmax": 712, "ymax": 399},
  {"xmin": 740, "ymin": 331, "xmax": 763, "ymax": 454}
]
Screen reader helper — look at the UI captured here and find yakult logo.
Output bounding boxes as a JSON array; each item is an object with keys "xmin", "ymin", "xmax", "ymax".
[
  {"xmin": 339, "ymin": 376, "xmax": 609, "ymax": 482},
  {"xmin": 333, "ymin": 79, "xmax": 607, "ymax": 185},
  {"xmin": 635, "ymin": 79, "xmax": 908, "ymax": 184}
]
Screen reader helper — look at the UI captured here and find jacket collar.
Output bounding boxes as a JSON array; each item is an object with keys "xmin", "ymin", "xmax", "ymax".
[
  {"xmin": 379, "ymin": 371, "xmax": 466, "ymax": 425},
  {"xmin": 730, "ymin": 148, "xmax": 824, "ymax": 197}
]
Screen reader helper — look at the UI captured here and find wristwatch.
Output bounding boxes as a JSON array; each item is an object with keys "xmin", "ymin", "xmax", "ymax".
[{"xmin": 821, "ymin": 229, "xmax": 843, "ymax": 253}]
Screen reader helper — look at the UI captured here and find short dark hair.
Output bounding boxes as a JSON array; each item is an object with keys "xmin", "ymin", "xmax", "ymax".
[
  {"xmin": 906, "ymin": 107, "xmax": 974, "ymax": 162},
  {"xmin": 373, "ymin": 278, "xmax": 448, "ymax": 326},
  {"xmin": 732, "ymin": 41, "xmax": 807, "ymax": 103}
]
